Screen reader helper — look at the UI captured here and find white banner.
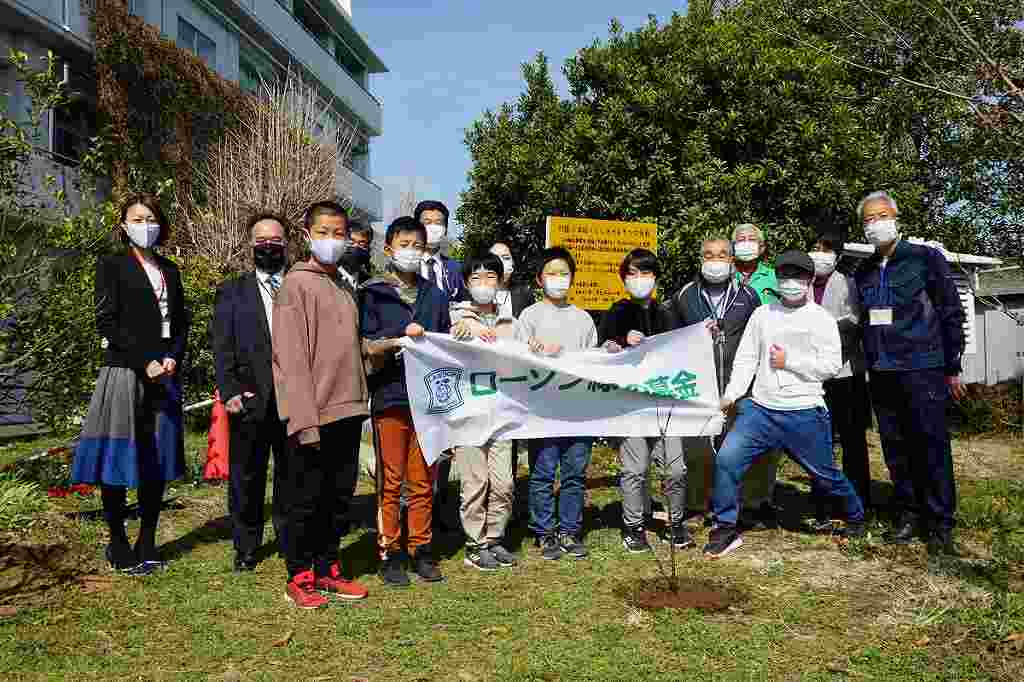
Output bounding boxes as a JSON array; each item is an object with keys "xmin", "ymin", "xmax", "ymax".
[{"xmin": 401, "ymin": 323, "xmax": 724, "ymax": 465}]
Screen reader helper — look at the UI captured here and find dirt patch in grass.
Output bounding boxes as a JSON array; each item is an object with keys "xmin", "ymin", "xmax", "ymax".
[
  {"xmin": 0, "ymin": 540, "xmax": 101, "ymax": 609},
  {"xmin": 616, "ymin": 576, "xmax": 747, "ymax": 612}
]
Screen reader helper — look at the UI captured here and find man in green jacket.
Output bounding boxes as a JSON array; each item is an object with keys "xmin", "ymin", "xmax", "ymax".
[{"xmin": 732, "ymin": 223, "xmax": 778, "ymax": 304}]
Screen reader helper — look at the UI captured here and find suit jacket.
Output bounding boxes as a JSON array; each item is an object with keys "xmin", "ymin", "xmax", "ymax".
[
  {"xmin": 211, "ymin": 272, "xmax": 277, "ymax": 423},
  {"xmin": 96, "ymin": 251, "xmax": 188, "ymax": 371},
  {"xmin": 424, "ymin": 254, "xmax": 465, "ymax": 302}
]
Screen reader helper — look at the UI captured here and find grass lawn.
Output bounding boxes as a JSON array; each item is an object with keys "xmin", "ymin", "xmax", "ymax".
[{"xmin": 1, "ymin": 430, "xmax": 1023, "ymax": 681}]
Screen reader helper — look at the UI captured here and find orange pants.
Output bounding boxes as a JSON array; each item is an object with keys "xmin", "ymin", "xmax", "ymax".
[{"xmin": 373, "ymin": 406, "xmax": 433, "ymax": 557}]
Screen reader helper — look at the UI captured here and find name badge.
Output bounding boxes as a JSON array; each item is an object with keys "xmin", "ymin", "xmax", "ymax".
[
  {"xmin": 869, "ymin": 308, "xmax": 893, "ymax": 326},
  {"xmin": 162, "ymin": 321, "xmax": 171, "ymax": 338}
]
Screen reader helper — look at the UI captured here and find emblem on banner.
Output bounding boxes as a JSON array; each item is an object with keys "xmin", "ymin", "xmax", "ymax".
[{"xmin": 425, "ymin": 367, "xmax": 465, "ymax": 414}]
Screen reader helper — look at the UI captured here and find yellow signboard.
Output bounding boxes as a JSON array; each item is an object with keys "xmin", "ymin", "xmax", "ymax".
[{"xmin": 545, "ymin": 216, "xmax": 659, "ymax": 310}]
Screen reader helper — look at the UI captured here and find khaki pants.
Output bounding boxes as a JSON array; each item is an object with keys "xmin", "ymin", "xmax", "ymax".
[{"xmin": 457, "ymin": 440, "xmax": 514, "ymax": 547}]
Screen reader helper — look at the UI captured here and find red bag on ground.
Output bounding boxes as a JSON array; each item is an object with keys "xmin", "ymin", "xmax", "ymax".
[{"xmin": 203, "ymin": 391, "xmax": 230, "ymax": 481}]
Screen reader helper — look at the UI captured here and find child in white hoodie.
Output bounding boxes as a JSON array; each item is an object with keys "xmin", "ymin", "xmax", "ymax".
[{"xmin": 704, "ymin": 250, "xmax": 865, "ymax": 559}]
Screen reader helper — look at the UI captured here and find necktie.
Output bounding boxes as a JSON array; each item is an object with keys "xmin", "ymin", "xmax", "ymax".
[
  {"xmin": 424, "ymin": 258, "xmax": 442, "ymax": 291},
  {"xmin": 268, "ymin": 274, "xmax": 281, "ymax": 297}
]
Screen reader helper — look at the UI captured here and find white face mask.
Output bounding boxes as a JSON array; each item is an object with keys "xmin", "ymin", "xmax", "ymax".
[
  {"xmin": 809, "ymin": 252, "xmax": 837, "ymax": 277},
  {"xmin": 625, "ymin": 276, "xmax": 656, "ymax": 300},
  {"xmin": 865, "ymin": 218, "xmax": 899, "ymax": 247},
  {"xmin": 309, "ymin": 237, "xmax": 348, "ymax": 265},
  {"xmin": 734, "ymin": 240, "xmax": 760, "ymax": 262},
  {"xmin": 469, "ymin": 285, "xmax": 497, "ymax": 305},
  {"xmin": 701, "ymin": 260, "xmax": 732, "ymax": 284},
  {"xmin": 125, "ymin": 222, "xmax": 161, "ymax": 249},
  {"xmin": 425, "ymin": 223, "xmax": 445, "ymax": 246},
  {"xmin": 778, "ymin": 278, "xmax": 809, "ymax": 302},
  {"xmin": 543, "ymin": 275, "xmax": 572, "ymax": 299},
  {"xmin": 392, "ymin": 247, "xmax": 423, "ymax": 273}
]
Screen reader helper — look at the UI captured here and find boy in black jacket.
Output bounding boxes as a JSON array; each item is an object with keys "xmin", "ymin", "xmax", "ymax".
[
  {"xmin": 360, "ymin": 217, "xmax": 452, "ymax": 587},
  {"xmin": 599, "ymin": 248, "xmax": 692, "ymax": 552}
]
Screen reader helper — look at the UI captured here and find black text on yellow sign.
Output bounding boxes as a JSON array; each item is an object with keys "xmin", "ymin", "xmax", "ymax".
[{"xmin": 545, "ymin": 217, "xmax": 659, "ymax": 310}]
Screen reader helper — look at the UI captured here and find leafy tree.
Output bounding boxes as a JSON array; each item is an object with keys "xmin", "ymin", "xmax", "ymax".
[{"xmin": 458, "ymin": 0, "xmax": 1022, "ymax": 293}]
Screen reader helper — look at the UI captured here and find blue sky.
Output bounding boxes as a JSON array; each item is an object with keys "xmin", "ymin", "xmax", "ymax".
[{"xmin": 353, "ymin": 0, "xmax": 689, "ymax": 236}]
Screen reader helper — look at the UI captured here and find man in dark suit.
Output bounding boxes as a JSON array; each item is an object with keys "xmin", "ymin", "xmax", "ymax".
[
  {"xmin": 211, "ymin": 212, "xmax": 290, "ymax": 571},
  {"xmin": 414, "ymin": 200, "xmax": 465, "ymax": 302}
]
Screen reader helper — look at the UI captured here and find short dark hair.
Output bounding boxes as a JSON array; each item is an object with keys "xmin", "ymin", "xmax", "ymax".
[
  {"xmin": 413, "ymin": 200, "xmax": 449, "ymax": 226},
  {"xmin": 304, "ymin": 200, "xmax": 348, "ymax": 232},
  {"xmin": 385, "ymin": 216, "xmax": 427, "ymax": 245},
  {"xmin": 811, "ymin": 231, "xmax": 845, "ymax": 254},
  {"xmin": 619, "ymin": 248, "xmax": 660, "ymax": 280},
  {"xmin": 462, "ymin": 252, "xmax": 504, "ymax": 283},
  {"xmin": 119, "ymin": 193, "xmax": 170, "ymax": 246},
  {"xmin": 246, "ymin": 211, "xmax": 290, "ymax": 237},
  {"xmin": 349, "ymin": 221, "xmax": 373, "ymax": 243},
  {"xmin": 538, "ymin": 246, "xmax": 576, "ymax": 277}
]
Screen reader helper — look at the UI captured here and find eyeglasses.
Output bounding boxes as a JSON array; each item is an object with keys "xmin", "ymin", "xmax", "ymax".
[{"xmin": 255, "ymin": 238, "xmax": 286, "ymax": 247}]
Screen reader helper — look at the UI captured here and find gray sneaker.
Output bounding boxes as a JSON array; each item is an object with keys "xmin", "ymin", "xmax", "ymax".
[
  {"xmin": 559, "ymin": 533, "xmax": 589, "ymax": 559},
  {"xmin": 488, "ymin": 544, "xmax": 518, "ymax": 567},
  {"xmin": 540, "ymin": 535, "xmax": 562, "ymax": 561},
  {"xmin": 464, "ymin": 546, "xmax": 500, "ymax": 571}
]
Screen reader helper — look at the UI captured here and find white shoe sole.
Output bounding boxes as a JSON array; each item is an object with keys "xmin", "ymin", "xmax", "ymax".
[
  {"xmin": 704, "ymin": 536, "xmax": 743, "ymax": 559},
  {"xmin": 463, "ymin": 557, "xmax": 499, "ymax": 572}
]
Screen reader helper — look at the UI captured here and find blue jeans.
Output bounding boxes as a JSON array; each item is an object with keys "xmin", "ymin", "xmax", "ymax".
[
  {"xmin": 870, "ymin": 369, "xmax": 956, "ymax": 531},
  {"xmin": 711, "ymin": 400, "xmax": 864, "ymax": 527},
  {"xmin": 528, "ymin": 437, "xmax": 593, "ymax": 537}
]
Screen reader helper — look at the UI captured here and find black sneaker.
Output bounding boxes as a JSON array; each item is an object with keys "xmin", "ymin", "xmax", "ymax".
[
  {"xmin": 540, "ymin": 535, "xmax": 562, "ymax": 561},
  {"xmin": 488, "ymin": 544, "xmax": 518, "ymax": 567},
  {"xmin": 885, "ymin": 514, "xmax": 921, "ymax": 545},
  {"xmin": 703, "ymin": 525, "xmax": 743, "ymax": 559},
  {"xmin": 926, "ymin": 530, "xmax": 957, "ymax": 557},
  {"xmin": 663, "ymin": 522, "xmax": 695, "ymax": 549},
  {"xmin": 464, "ymin": 546, "xmax": 500, "ymax": 572},
  {"xmin": 837, "ymin": 521, "xmax": 866, "ymax": 540},
  {"xmin": 747, "ymin": 503, "xmax": 779, "ymax": 530},
  {"xmin": 106, "ymin": 542, "xmax": 142, "ymax": 574},
  {"xmin": 622, "ymin": 526, "xmax": 651, "ymax": 554},
  {"xmin": 559, "ymin": 533, "xmax": 589, "ymax": 559},
  {"xmin": 380, "ymin": 554, "xmax": 410, "ymax": 587},
  {"xmin": 412, "ymin": 547, "xmax": 444, "ymax": 582}
]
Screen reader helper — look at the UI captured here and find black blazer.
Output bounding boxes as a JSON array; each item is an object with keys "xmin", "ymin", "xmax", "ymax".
[
  {"xmin": 96, "ymin": 252, "xmax": 188, "ymax": 372},
  {"xmin": 211, "ymin": 272, "xmax": 277, "ymax": 423}
]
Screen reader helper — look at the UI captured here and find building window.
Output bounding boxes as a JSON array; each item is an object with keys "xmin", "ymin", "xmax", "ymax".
[
  {"xmin": 178, "ymin": 18, "xmax": 216, "ymax": 68},
  {"xmin": 51, "ymin": 98, "xmax": 96, "ymax": 165}
]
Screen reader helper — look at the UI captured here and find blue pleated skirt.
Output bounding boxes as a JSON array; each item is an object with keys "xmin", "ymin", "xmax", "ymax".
[{"xmin": 71, "ymin": 367, "xmax": 185, "ymax": 488}]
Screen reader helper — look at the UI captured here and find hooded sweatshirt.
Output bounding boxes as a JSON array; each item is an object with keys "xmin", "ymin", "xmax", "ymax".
[{"xmin": 271, "ymin": 262, "xmax": 368, "ymax": 442}]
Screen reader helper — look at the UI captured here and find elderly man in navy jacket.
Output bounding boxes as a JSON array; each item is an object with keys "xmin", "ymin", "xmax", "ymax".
[
  {"xmin": 853, "ymin": 191, "xmax": 966, "ymax": 556},
  {"xmin": 211, "ymin": 212, "xmax": 290, "ymax": 572}
]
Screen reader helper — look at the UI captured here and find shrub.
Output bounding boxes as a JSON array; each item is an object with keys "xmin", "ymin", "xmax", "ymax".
[{"xmin": 0, "ymin": 472, "xmax": 46, "ymax": 532}]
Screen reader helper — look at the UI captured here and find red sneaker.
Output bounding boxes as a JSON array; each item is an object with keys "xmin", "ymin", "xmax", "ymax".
[
  {"xmin": 316, "ymin": 562, "xmax": 368, "ymax": 601},
  {"xmin": 285, "ymin": 570, "xmax": 328, "ymax": 609}
]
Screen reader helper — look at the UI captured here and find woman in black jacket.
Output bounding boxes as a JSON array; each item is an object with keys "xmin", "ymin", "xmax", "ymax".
[{"xmin": 71, "ymin": 193, "xmax": 188, "ymax": 574}]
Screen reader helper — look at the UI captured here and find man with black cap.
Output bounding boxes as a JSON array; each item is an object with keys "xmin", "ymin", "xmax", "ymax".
[
  {"xmin": 704, "ymin": 250, "xmax": 865, "ymax": 559},
  {"xmin": 808, "ymin": 231, "xmax": 872, "ymax": 518}
]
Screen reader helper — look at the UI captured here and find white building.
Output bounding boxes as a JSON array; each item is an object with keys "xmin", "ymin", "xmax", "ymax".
[{"xmin": 0, "ymin": 0, "xmax": 387, "ymax": 220}]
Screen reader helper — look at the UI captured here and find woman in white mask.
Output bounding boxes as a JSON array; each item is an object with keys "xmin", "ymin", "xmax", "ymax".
[
  {"xmin": 488, "ymin": 241, "xmax": 534, "ymax": 321},
  {"xmin": 70, "ymin": 194, "xmax": 188, "ymax": 576},
  {"xmin": 807, "ymin": 232, "xmax": 871, "ymax": 524}
]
